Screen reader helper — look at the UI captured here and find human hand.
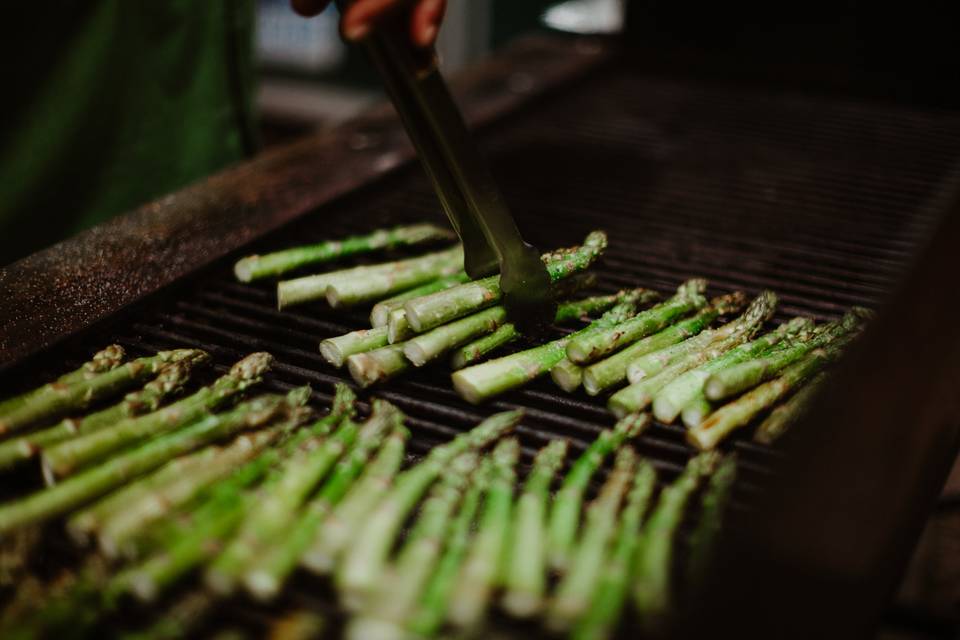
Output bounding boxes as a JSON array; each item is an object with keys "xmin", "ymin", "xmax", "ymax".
[{"xmin": 291, "ymin": 0, "xmax": 447, "ymax": 48}]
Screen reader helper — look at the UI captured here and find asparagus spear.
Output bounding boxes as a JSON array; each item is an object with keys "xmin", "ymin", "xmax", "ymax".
[
  {"xmin": 404, "ymin": 305, "xmax": 507, "ymax": 366},
  {"xmin": 207, "ymin": 400, "xmax": 385, "ymax": 597},
  {"xmin": 609, "ymin": 292, "xmax": 779, "ymax": 417},
  {"xmin": 502, "ymin": 439, "xmax": 569, "ymax": 618},
  {"xmin": 754, "ymin": 373, "xmax": 826, "ymax": 444},
  {"xmin": 687, "ymin": 455, "xmax": 737, "ymax": 591},
  {"xmin": 246, "ymin": 426, "xmax": 410, "ymax": 602},
  {"xmin": 652, "ymin": 317, "xmax": 813, "ymax": 424},
  {"xmin": 370, "ymin": 273, "xmax": 470, "ymax": 327},
  {"xmin": 302, "ymin": 426, "xmax": 409, "ymax": 574},
  {"xmin": 347, "ymin": 452, "xmax": 478, "ymax": 640},
  {"xmin": 320, "ymin": 326, "xmax": 389, "ymax": 368},
  {"xmin": 626, "ymin": 291, "xmax": 778, "ymax": 385},
  {"xmin": 407, "ymin": 461, "xmax": 487, "ymax": 638},
  {"xmin": 572, "ymin": 460, "xmax": 657, "ymax": 640},
  {"xmin": 633, "ymin": 452, "xmax": 718, "ymax": 634},
  {"xmin": 447, "ymin": 438, "xmax": 519, "ymax": 630},
  {"xmin": 0, "ymin": 348, "xmax": 206, "ymax": 437},
  {"xmin": 346, "ymin": 343, "xmax": 409, "ymax": 388},
  {"xmin": 452, "ymin": 290, "xmax": 654, "ymax": 404},
  {"xmin": 548, "ymin": 448, "xmax": 640, "ymax": 631},
  {"xmin": 68, "ymin": 385, "xmax": 328, "ymax": 547},
  {"xmin": 234, "ymin": 223, "xmax": 454, "ymax": 282},
  {"xmin": 96, "ymin": 425, "xmax": 286, "ymax": 559},
  {"xmin": 116, "ymin": 392, "xmax": 317, "ymax": 601},
  {"xmin": 0, "ymin": 345, "xmax": 125, "ymax": 424},
  {"xmin": 0, "ymin": 387, "xmax": 305, "ymax": 535},
  {"xmin": 687, "ymin": 340, "xmax": 849, "ymax": 450},
  {"xmin": 704, "ymin": 310, "xmax": 863, "ymax": 402},
  {"xmin": 336, "ymin": 409, "xmax": 522, "ymax": 609},
  {"xmin": 548, "ymin": 412, "xmax": 650, "ymax": 572},
  {"xmin": 450, "ymin": 292, "xmax": 632, "ymax": 370},
  {"xmin": 0, "ymin": 361, "xmax": 195, "ymax": 471},
  {"xmin": 41, "ymin": 352, "xmax": 271, "ymax": 480},
  {"xmin": 582, "ymin": 292, "xmax": 746, "ymax": 396},
  {"xmin": 550, "ymin": 357, "xmax": 586, "ymax": 393},
  {"xmin": 277, "ymin": 245, "xmax": 463, "ymax": 310},
  {"xmin": 403, "ymin": 231, "xmax": 608, "ymax": 333},
  {"xmin": 680, "ymin": 395, "xmax": 716, "ymax": 429},
  {"xmin": 565, "ymin": 279, "xmax": 708, "ymax": 365}
]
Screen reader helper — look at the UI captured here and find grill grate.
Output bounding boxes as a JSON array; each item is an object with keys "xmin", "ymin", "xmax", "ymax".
[{"xmin": 4, "ymin": 60, "xmax": 960, "ymax": 635}]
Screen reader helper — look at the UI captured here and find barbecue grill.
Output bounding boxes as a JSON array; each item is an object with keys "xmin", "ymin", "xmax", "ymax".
[{"xmin": 2, "ymin": 32, "xmax": 960, "ymax": 638}]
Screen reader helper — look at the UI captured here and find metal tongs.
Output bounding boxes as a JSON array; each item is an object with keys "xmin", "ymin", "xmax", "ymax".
[{"xmin": 340, "ymin": 1, "xmax": 556, "ymax": 333}]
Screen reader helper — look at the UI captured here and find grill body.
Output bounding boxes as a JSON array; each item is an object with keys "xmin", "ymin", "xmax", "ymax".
[{"xmin": 2, "ymin": 35, "xmax": 960, "ymax": 636}]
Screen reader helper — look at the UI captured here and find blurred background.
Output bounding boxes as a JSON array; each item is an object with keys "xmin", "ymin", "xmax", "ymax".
[{"xmin": 256, "ymin": 0, "xmax": 623, "ymax": 145}]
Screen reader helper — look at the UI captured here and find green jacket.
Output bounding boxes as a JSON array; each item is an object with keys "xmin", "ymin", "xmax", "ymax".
[{"xmin": 0, "ymin": 0, "xmax": 256, "ymax": 265}]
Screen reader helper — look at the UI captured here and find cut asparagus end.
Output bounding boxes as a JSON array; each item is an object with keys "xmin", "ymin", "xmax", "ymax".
[
  {"xmin": 681, "ymin": 397, "xmax": 712, "ymax": 429},
  {"xmin": 502, "ymin": 591, "xmax": 543, "ymax": 619},
  {"xmin": 344, "ymin": 618, "xmax": 405, "ymax": 640},
  {"xmin": 387, "ymin": 308, "xmax": 414, "ymax": 344},
  {"xmin": 403, "ymin": 342, "xmax": 429, "ymax": 367},
  {"xmin": 319, "ymin": 340, "xmax": 346, "ymax": 368},
  {"xmin": 686, "ymin": 424, "xmax": 725, "ymax": 451},
  {"xmin": 233, "ymin": 257, "xmax": 257, "ymax": 282},
  {"xmin": 204, "ymin": 567, "xmax": 237, "ymax": 597},
  {"xmin": 244, "ymin": 570, "xmax": 280, "ymax": 603},
  {"xmin": 550, "ymin": 360, "xmax": 584, "ymax": 393},
  {"xmin": 582, "ymin": 369, "xmax": 602, "ymax": 396},
  {"xmin": 301, "ymin": 548, "xmax": 336, "ymax": 575},
  {"xmin": 450, "ymin": 371, "xmax": 484, "ymax": 405},
  {"xmin": 129, "ymin": 571, "xmax": 159, "ymax": 603}
]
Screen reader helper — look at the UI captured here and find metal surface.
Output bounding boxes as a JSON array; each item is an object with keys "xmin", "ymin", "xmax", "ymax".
[{"xmin": 3, "ymin": 36, "xmax": 960, "ymax": 635}]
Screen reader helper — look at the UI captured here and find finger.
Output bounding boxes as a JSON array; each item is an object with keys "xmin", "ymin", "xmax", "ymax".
[
  {"xmin": 291, "ymin": 0, "xmax": 332, "ymax": 17},
  {"xmin": 411, "ymin": 0, "xmax": 446, "ymax": 48},
  {"xmin": 341, "ymin": 0, "xmax": 399, "ymax": 41}
]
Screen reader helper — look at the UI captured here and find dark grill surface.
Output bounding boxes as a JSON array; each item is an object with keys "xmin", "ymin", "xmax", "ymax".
[{"xmin": 6, "ymin": 60, "xmax": 960, "ymax": 634}]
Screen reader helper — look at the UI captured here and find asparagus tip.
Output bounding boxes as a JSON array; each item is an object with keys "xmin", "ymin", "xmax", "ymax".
[{"xmin": 230, "ymin": 352, "xmax": 274, "ymax": 379}]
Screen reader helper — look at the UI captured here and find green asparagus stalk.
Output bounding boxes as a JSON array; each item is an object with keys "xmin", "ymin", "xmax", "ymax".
[
  {"xmin": 207, "ymin": 400, "xmax": 383, "ymax": 597},
  {"xmin": 67, "ymin": 385, "xmax": 325, "ymax": 548},
  {"xmin": 626, "ymin": 291, "xmax": 778, "ymax": 385},
  {"xmin": 572, "ymin": 460, "xmax": 657, "ymax": 640},
  {"xmin": 347, "ymin": 452, "xmax": 479, "ymax": 639},
  {"xmin": 754, "ymin": 373, "xmax": 826, "ymax": 445},
  {"xmin": 336, "ymin": 409, "xmax": 522, "ymax": 609},
  {"xmin": 447, "ymin": 438, "xmax": 519, "ymax": 630},
  {"xmin": 609, "ymin": 292, "xmax": 779, "ymax": 417},
  {"xmin": 234, "ymin": 223, "xmax": 454, "ymax": 282},
  {"xmin": 680, "ymin": 395, "xmax": 715, "ymax": 429},
  {"xmin": 246, "ymin": 425, "xmax": 410, "ymax": 602},
  {"xmin": 302, "ymin": 426, "xmax": 409, "ymax": 574},
  {"xmin": 0, "ymin": 348, "xmax": 207, "ymax": 437},
  {"xmin": 687, "ymin": 455, "xmax": 737, "ymax": 591},
  {"xmin": 565, "ymin": 279, "xmax": 708, "ymax": 365},
  {"xmin": 633, "ymin": 452, "xmax": 718, "ymax": 634},
  {"xmin": 320, "ymin": 327, "xmax": 389, "ymax": 368},
  {"xmin": 548, "ymin": 448, "xmax": 640, "ymax": 631},
  {"xmin": 370, "ymin": 273, "xmax": 471, "ymax": 327},
  {"xmin": 502, "ymin": 440, "xmax": 569, "ymax": 618},
  {"xmin": 450, "ymin": 292, "xmax": 632, "ymax": 370},
  {"xmin": 277, "ymin": 245, "xmax": 463, "ymax": 310},
  {"xmin": 115, "ymin": 392, "xmax": 317, "ymax": 600},
  {"xmin": 345, "ymin": 343, "xmax": 409, "ymax": 388},
  {"xmin": 96, "ymin": 425, "xmax": 286, "ymax": 559},
  {"xmin": 704, "ymin": 311, "xmax": 863, "ymax": 402},
  {"xmin": 407, "ymin": 459, "xmax": 487, "ymax": 638},
  {"xmin": 550, "ymin": 358, "xmax": 586, "ymax": 393},
  {"xmin": 547, "ymin": 412, "xmax": 650, "ymax": 572},
  {"xmin": 582, "ymin": 292, "xmax": 746, "ymax": 396},
  {"xmin": 452, "ymin": 289, "xmax": 654, "ymax": 404},
  {"xmin": 404, "ymin": 305, "xmax": 507, "ymax": 366},
  {"xmin": 386, "ymin": 306, "xmax": 416, "ymax": 343},
  {"xmin": 41, "ymin": 352, "xmax": 271, "ymax": 480},
  {"xmin": 0, "ymin": 361, "xmax": 195, "ymax": 471},
  {"xmin": 687, "ymin": 339, "xmax": 849, "ymax": 450},
  {"xmin": 0, "ymin": 345, "xmax": 126, "ymax": 427},
  {"xmin": 652, "ymin": 317, "xmax": 813, "ymax": 424},
  {"xmin": 403, "ymin": 231, "xmax": 608, "ymax": 333},
  {"xmin": 0, "ymin": 387, "xmax": 306, "ymax": 536}
]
